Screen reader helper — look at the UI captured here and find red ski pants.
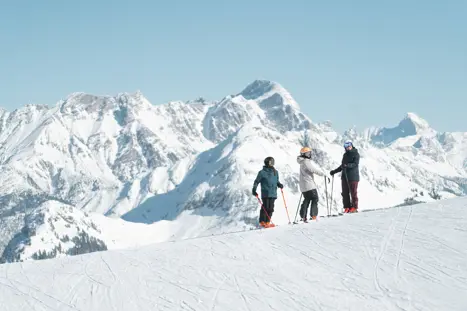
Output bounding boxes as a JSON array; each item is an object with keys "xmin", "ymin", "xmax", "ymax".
[{"xmin": 342, "ymin": 179, "xmax": 359, "ymax": 209}]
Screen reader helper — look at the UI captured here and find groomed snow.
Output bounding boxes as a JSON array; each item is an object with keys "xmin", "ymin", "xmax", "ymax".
[{"xmin": 0, "ymin": 197, "xmax": 466, "ymax": 310}]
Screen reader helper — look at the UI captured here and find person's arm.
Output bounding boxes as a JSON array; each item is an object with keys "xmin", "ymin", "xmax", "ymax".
[
  {"xmin": 333, "ymin": 165, "xmax": 343, "ymax": 173},
  {"xmin": 305, "ymin": 160, "xmax": 325, "ymax": 176},
  {"xmin": 252, "ymin": 171, "xmax": 262, "ymax": 195},
  {"xmin": 276, "ymin": 170, "xmax": 283, "ymax": 188}
]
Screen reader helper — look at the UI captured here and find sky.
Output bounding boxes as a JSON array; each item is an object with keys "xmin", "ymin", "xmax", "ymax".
[{"xmin": 0, "ymin": 0, "xmax": 465, "ymax": 133}]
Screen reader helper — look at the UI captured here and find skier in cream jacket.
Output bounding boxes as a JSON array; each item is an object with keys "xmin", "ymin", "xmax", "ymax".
[{"xmin": 296, "ymin": 147, "xmax": 327, "ymax": 221}]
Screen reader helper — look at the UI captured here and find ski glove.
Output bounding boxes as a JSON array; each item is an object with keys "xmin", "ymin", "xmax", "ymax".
[
  {"xmin": 277, "ymin": 182, "xmax": 284, "ymax": 189},
  {"xmin": 252, "ymin": 190, "xmax": 258, "ymax": 196}
]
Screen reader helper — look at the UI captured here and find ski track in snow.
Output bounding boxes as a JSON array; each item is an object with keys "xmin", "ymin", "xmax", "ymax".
[{"xmin": 0, "ymin": 198, "xmax": 467, "ymax": 310}]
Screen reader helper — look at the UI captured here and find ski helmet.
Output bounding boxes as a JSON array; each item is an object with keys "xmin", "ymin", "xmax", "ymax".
[
  {"xmin": 300, "ymin": 146, "xmax": 312, "ymax": 158},
  {"xmin": 343, "ymin": 140, "xmax": 353, "ymax": 149},
  {"xmin": 300, "ymin": 147, "xmax": 311, "ymax": 154},
  {"xmin": 264, "ymin": 156, "xmax": 275, "ymax": 167}
]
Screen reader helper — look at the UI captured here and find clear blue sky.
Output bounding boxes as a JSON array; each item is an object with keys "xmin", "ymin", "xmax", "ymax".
[{"xmin": 0, "ymin": 0, "xmax": 465, "ymax": 133}]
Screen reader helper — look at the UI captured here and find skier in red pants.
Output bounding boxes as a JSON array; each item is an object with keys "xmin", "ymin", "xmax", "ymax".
[{"xmin": 330, "ymin": 140, "xmax": 360, "ymax": 213}]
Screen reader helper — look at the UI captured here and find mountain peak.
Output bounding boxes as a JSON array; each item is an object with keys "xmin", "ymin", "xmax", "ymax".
[
  {"xmin": 238, "ymin": 79, "xmax": 300, "ymax": 110},
  {"xmin": 395, "ymin": 112, "xmax": 434, "ymax": 137},
  {"xmin": 403, "ymin": 112, "xmax": 430, "ymax": 131},
  {"xmin": 364, "ymin": 112, "xmax": 435, "ymax": 146},
  {"xmin": 240, "ymin": 80, "xmax": 277, "ymax": 97}
]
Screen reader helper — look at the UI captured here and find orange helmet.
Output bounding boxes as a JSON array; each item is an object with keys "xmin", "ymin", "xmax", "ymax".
[{"xmin": 300, "ymin": 147, "xmax": 311, "ymax": 154}]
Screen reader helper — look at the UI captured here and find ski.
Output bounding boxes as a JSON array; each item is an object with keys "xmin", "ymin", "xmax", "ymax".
[
  {"xmin": 256, "ymin": 223, "xmax": 280, "ymax": 229},
  {"xmin": 250, "ymin": 224, "xmax": 280, "ymax": 230}
]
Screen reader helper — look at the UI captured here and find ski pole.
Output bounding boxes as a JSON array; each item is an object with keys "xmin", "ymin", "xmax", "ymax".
[
  {"xmin": 255, "ymin": 195, "xmax": 274, "ymax": 225},
  {"xmin": 330, "ymin": 175, "xmax": 334, "ymax": 215},
  {"xmin": 324, "ymin": 176, "xmax": 329, "ymax": 217},
  {"xmin": 293, "ymin": 193, "xmax": 302, "ymax": 224},
  {"xmin": 280, "ymin": 189, "xmax": 291, "ymax": 224}
]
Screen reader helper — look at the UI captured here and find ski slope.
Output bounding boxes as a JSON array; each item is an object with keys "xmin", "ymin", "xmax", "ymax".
[{"xmin": 0, "ymin": 198, "xmax": 466, "ymax": 311}]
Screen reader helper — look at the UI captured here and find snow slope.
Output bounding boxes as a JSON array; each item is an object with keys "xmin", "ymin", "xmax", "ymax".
[
  {"xmin": 0, "ymin": 79, "xmax": 466, "ymax": 262},
  {"xmin": 0, "ymin": 197, "xmax": 466, "ymax": 310}
]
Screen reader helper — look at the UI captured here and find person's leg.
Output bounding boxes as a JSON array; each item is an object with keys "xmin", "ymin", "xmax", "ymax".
[
  {"xmin": 309, "ymin": 189, "xmax": 319, "ymax": 219},
  {"xmin": 258, "ymin": 207, "xmax": 265, "ymax": 223},
  {"xmin": 261, "ymin": 198, "xmax": 275, "ymax": 227},
  {"xmin": 262, "ymin": 197, "xmax": 273, "ymax": 221},
  {"xmin": 300, "ymin": 192, "xmax": 311, "ymax": 220},
  {"xmin": 259, "ymin": 197, "xmax": 268, "ymax": 224},
  {"xmin": 349, "ymin": 181, "xmax": 359, "ymax": 211},
  {"xmin": 268, "ymin": 198, "xmax": 275, "ymax": 219},
  {"xmin": 341, "ymin": 178, "xmax": 351, "ymax": 212}
]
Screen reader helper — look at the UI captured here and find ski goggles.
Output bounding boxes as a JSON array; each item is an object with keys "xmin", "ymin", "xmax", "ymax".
[{"xmin": 343, "ymin": 142, "xmax": 352, "ymax": 148}]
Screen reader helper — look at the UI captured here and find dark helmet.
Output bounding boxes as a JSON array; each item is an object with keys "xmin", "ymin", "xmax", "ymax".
[{"xmin": 264, "ymin": 156, "xmax": 275, "ymax": 167}]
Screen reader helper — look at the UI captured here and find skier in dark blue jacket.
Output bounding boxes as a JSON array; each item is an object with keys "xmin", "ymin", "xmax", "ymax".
[
  {"xmin": 252, "ymin": 156, "xmax": 284, "ymax": 227},
  {"xmin": 330, "ymin": 140, "xmax": 360, "ymax": 213}
]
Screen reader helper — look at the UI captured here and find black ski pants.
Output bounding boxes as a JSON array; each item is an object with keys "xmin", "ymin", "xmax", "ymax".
[
  {"xmin": 300, "ymin": 189, "xmax": 319, "ymax": 219},
  {"xmin": 259, "ymin": 197, "xmax": 275, "ymax": 223}
]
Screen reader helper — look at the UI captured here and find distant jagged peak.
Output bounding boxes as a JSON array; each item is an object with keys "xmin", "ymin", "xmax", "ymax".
[
  {"xmin": 8, "ymin": 103, "xmax": 50, "ymax": 114},
  {"xmin": 60, "ymin": 90, "xmax": 150, "ymax": 105},
  {"xmin": 57, "ymin": 90, "xmax": 153, "ymax": 117},
  {"xmin": 238, "ymin": 79, "xmax": 301, "ymax": 111},
  {"xmin": 364, "ymin": 112, "xmax": 436, "ymax": 146},
  {"xmin": 382, "ymin": 112, "xmax": 435, "ymax": 137},
  {"xmin": 115, "ymin": 91, "xmax": 152, "ymax": 110},
  {"xmin": 316, "ymin": 120, "xmax": 334, "ymax": 131},
  {"xmin": 3, "ymin": 103, "xmax": 50, "ymax": 124},
  {"xmin": 341, "ymin": 125, "xmax": 365, "ymax": 145},
  {"xmin": 401, "ymin": 112, "xmax": 431, "ymax": 132},
  {"xmin": 185, "ymin": 96, "xmax": 213, "ymax": 106},
  {"xmin": 239, "ymin": 79, "xmax": 277, "ymax": 98}
]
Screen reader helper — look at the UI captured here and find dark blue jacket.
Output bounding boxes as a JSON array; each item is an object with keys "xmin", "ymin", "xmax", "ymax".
[
  {"xmin": 252, "ymin": 166, "xmax": 283, "ymax": 198},
  {"xmin": 332, "ymin": 147, "xmax": 360, "ymax": 182}
]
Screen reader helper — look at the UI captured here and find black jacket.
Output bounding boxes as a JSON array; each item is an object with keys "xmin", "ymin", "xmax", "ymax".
[{"xmin": 331, "ymin": 147, "xmax": 360, "ymax": 182}]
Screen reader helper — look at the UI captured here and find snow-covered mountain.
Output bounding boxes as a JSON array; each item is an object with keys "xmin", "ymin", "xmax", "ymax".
[
  {"xmin": 0, "ymin": 79, "xmax": 466, "ymax": 263},
  {"xmin": 363, "ymin": 112, "xmax": 435, "ymax": 146}
]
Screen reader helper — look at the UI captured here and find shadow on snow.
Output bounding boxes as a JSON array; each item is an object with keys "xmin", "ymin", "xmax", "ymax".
[{"xmin": 121, "ymin": 131, "xmax": 259, "ymax": 226}]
